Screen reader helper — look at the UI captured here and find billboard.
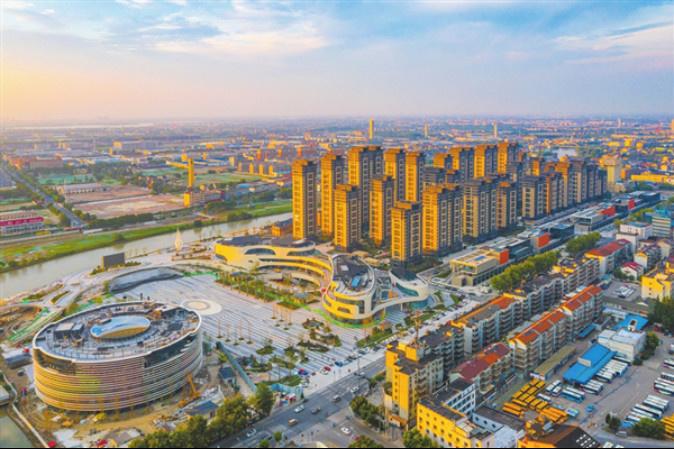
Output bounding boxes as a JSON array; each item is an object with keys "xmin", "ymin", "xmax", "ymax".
[{"xmin": 102, "ymin": 252, "xmax": 125, "ymax": 268}]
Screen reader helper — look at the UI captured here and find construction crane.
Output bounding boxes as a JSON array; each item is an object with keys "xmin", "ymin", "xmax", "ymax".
[
  {"xmin": 167, "ymin": 158, "xmax": 196, "ymax": 189},
  {"xmin": 178, "ymin": 373, "xmax": 200, "ymax": 408}
]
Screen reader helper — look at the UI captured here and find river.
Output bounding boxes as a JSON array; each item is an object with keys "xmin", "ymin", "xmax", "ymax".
[
  {"xmin": 0, "ymin": 408, "xmax": 34, "ymax": 448},
  {"xmin": 0, "ymin": 212, "xmax": 290, "ymax": 299}
]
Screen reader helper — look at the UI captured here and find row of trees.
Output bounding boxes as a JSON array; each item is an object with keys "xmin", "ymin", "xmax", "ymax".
[
  {"xmin": 648, "ymin": 296, "xmax": 674, "ymax": 334},
  {"xmin": 566, "ymin": 232, "xmax": 601, "ymax": 256},
  {"xmin": 129, "ymin": 384, "xmax": 274, "ymax": 448},
  {"xmin": 88, "ymin": 212, "xmax": 155, "ymax": 230},
  {"xmin": 632, "ymin": 417, "xmax": 666, "ymax": 439},
  {"xmin": 350, "ymin": 396, "xmax": 384, "ymax": 428},
  {"xmin": 402, "ymin": 429, "xmax": 439, "ymax": 448},
  {"xmin": 129, "ymin": 395, "xmax": 250, "ymax": 448},
  {"xmin": 490, "ymin": 251, "xmax": 560, "ymax": 292}
]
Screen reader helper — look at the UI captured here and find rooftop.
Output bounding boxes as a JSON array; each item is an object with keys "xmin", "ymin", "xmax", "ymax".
[{"xmin": 34, "ymin": 302, "xmax": 200, "ymax": 361}]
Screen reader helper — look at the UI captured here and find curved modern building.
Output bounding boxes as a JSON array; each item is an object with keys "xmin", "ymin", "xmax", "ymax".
[
  {"xmin": 214, "ymin": 237, "xmax": 429, "ymax": 325},
  {"xmin": 33, "ymin": 302, "xmax": 202, "ymax": 412}
]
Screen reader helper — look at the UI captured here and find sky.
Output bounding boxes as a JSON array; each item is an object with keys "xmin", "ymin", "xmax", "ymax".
[{"xmin": 1, "ymin": 0, "xmax": 673, "ymax": 123}]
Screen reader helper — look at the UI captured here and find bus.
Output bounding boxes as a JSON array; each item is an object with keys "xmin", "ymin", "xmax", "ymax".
[
  {"xmin": 626, "ymin": 413, "xmax": 650, "ymax": 425},
  {"xmin": 595, "ymin": 372, "xmax": 613, "ymax": 383},
  {"xmin": 586, "ymin": 380, "xmax": 604, "ymax": 392},
  {"xmin": 657, "ymin": 377, "xmax": 674, "ymax": 389},
  {"xmin": 552, "ymin": 385, "xmax": 562, "ymax": 397},
  {"xmin": 613, "ymin": 355, "xmax": 632, "ymax": 365},
  {"xmin": 566, "ymin": 408, "xmax": 579, "ymax": 419},
  {"xmin": 632, "ymin": 404, "xmax": 661, "ymax": 419},
  {"xmin": 664, "ymin": 359, "xmax": 674, "ymax": 370},
  {"xmin": 654, "ymin": 382, "xmax": 674, "ymax": 396},
  {"xmin": 661, "ymin": 372, "xmax": 674, "ymax": 382},
  {"xmin": 646, "ymin": 394, "xmax": 669, "ymax": 410},
  {"xmin": 562, "ymin": 390, "xmax": 584, "ymax": 403},
  {"xmin": 582, "ymin": 383, "xmax": 602, "ymax": 395},
  {"xmin": 537, "ymin": 394, "xmax": 553, "ymax": 403},
  {"xmin": 643, "ymin": 399, "xmax": 668, "ymax": 414}
]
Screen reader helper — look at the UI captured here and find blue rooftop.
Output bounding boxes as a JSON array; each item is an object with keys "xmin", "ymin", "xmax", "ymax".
[
  {"xmin": 563, "ymin": 344, "xmax": 616, "ymax": 385},
  {"xmin": 613, "ymin": 314, "xmax": 648, "ymax": 332}
]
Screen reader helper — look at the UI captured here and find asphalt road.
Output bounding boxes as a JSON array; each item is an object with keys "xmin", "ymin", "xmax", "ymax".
[
  {"xmin": 5, "ymin": 166, "xmax": 85, "ymax": 228},
  {"xmin": 211, "ymin": 357, "xmax": 385, "ymax": 448}
]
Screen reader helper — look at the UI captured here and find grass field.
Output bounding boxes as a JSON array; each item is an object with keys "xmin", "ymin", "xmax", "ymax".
[
  {"xmin": 195, "ymin": 172, "xmax": 264, "ymax": 185},
  {"xmin": 0, "ymin": 201, "xmax": 33, "ymax": 212},
  {"xmin": 37, "ymin": 174, "xmax": 94, "ymax": 185}
]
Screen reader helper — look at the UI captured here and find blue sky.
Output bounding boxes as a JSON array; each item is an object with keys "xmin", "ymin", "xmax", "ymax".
[{"xmin": 1, "ymin": 0, "xmax": 672, "ymax": 122}]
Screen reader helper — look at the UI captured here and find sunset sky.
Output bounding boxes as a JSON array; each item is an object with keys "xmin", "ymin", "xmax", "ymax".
[{"xmin": 1, "ymin": 0, "xmax": 672, "ymax": 123}]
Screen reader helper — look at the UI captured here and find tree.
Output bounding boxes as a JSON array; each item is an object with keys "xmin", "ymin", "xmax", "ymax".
[
  {"xmin": 273, "ymin": 431, "xmax": 283, "ymax": 443},
  {"xmin": 253, "ymin": 383, "xmax": 275, "ymax": 416},
  {"xmin": 614, "ymin": 218, "xmax": 622, "ymax": 230},
  {"xmin": 209, "ymin": 395, "xmax": 250, "ymax": 439},
  {"xmin": 349, "ymin": 436, "xmax": 384, "ymax": 448},
  {"xmin": 402, "ymin": 429, "xmax": 440, "ymax": 448},
  {"xmin": 649, "ymin": 296, "xmax": 674, "ymax": 334},
  {"xmin": 258, "ymin": 440, "xmax": 271, "ymax": 449},
  {"xmin": 632, "ymin": 417, "xmax": 665, "ymax": 439},
  {"xmin": 566, "ymin": 232, "xmax": 601, "ymax": 256}
]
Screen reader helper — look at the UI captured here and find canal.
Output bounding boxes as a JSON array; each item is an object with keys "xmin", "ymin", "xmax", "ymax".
[{"xmin": 0, "ymin": 212, "xmax": 290, "ymax": 298}]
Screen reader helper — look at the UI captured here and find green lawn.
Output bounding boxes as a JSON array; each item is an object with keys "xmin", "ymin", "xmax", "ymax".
[{"xmin": 195, "ymin": 172, "xmax": 264, "ymax": 185}]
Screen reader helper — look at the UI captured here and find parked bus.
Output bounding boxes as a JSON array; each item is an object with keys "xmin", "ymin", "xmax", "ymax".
[
  {"xmin": 632, "ymin": 404, "xmax": 661, "ymax": 419},
  {"xmin": 643, "ymin": 399, "xmax": 668, "ymax": 414},
  {"xmin": 582, "ymin": 384, "xmax": 602, "ymax": 395},
  {"xmin": 654, "ymin": 382, "xmax": 674, "ymax": 396},
  {"xmin": 646, "ymin": 394, "xmax": 669, "ymax": 410},
  {"xmin": 626, "ymin": 413, "xmax": 650, "ymax": 425},
  {"xmin": 595, "ymin": 372, "xmax": 613, "ymax": 383},
  {"xmin": 562, "ymin": 390, "xmax": 584, "ymax": 403},
  {"xmin": 663, "ymin": 359, "xmax": 674, "ymax": 370},
  {"xmin": 661, "ymin": 372, "xmax": 674, "ymax": 382},
  {"xmin": 613, "ymin": 355, "xmax": 632, "ymax": 365},
  {"xmin": 566, "ymin": 408, "xmax": 579, "ymax": 419}
]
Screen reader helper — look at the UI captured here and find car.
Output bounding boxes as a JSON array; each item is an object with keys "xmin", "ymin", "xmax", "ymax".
[
  {"xmin": 350, "ymin": 386, "xmax": 359, "ymax": 394},
  {"xmin": 332, "ymin": 395, "xmax": 341, "ymax": 402},
  {"xmin": 246, "ymin": 429, "xmax": 257, "ymax": 438},
  {"xmin": 288, "ymin": 419, "xmax": 299, "ymax": 426},
  {"xmin": 311, "ymin": 407, "xmax": 321, "ymax": 414},
  {"xmin": 335, "ymin": 361, "xmax": 344, "ymax": 367},
  {"xmin": 323, "ymin": 366, "xmax": 331, "ymax": 372},
  {"xmin": 320, "ymin": 369, "xmax": 328, "ymax": 375},
  {"xmin": 341, "ymin": 427, "xmax": 352, "ymax": 436},
  {"xmin": 294, "ymin": 405, "xmax": 304, "ymax": 413},
  {"xmin": 358, "ymin": 372, "xmax": 365, "ymax": 377}
]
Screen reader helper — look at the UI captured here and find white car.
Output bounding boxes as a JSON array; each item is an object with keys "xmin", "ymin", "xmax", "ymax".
[
  {"xmin": 341, "ymin": 427, "xmax": 352, "ymax": 436},
  {"xmin": 294, "ymin": 405, "xmax": 304, "ymax": 413},
  {"xmin": 246, "ymin": 429, "xmax": 257, "ymax": 438}
]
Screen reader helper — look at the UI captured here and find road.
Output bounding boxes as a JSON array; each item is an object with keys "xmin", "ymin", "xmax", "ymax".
[
  {"xmin": 211, "ymin": 358, "xmax": 385, "ymax": 448},
  {"xmin": 4, "ymin": 165, "xmax": 85, "ymax": 228}
]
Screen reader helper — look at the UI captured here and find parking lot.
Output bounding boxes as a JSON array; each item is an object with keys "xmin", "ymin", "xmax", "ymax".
[
  {"xmin": 603, "ymin": 280, "xmax": 642, "ymax": 304},
  {"xmin": 537, "ymin": 329, "xmax": 674, "ymax": 433}
]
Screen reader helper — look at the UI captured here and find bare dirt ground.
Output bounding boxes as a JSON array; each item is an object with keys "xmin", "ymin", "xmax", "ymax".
[
  {"xmin": 78, "ymin": 195, "xmax": 184, "ymax": 219},
  {"xmin": 65, "ymin": 185, "xmax": 152, "ymax": 205}
]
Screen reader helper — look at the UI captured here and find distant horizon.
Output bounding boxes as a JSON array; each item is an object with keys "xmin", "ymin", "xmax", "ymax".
[
  {"xmin": 3, "ymin": 113, "xmax": 672, "ymax": 130},
  {"xmin": 2, "ymin": 1, "xmax": 672, "ymax": 123}
]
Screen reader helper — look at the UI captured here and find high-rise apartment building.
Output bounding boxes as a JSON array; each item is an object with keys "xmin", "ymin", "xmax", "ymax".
[
  {"xmin": 474, "ymin": 144, "xmax": 498, "ymax": 178},
  {"xmin": 370, "ymin": 175, "xmax": 395, "ymax": 247},
  {"xmin": 497, "ymin": 142, "xmax": 519, "ymax": 173},
  {"xmin": 463, "ymin": 178, "xmax": 498, "ymax": 243},
  {"xmin": 521, "ymin": 175, "xmax": 547, "ymax": 220},
  {"xmin": 405, "ymin": 151, "xmax": 425, "ymax": 203},
  {"xmin": 496, "ymin": 180, "xmax": 518, "ymax": 230},
  {"xmin": 348, "ymin": 145, "xmax": 383, "ymax": 232},
  {"xmin": 292, "ymin": 159, "xmax": 318, "ymax": 239},
  {"xmin": 384, "ymin": 148, "xmax": 406, "ymax": 202},
  {"xmin": 433, "ymin": 153, "xmax": 453, "ymax": 172},
  {"xmin": 391, "ymin": 201, "xmax": 422, "ymax": 267},
  {"xmin": 421, "ymin": 167, "xmax": 447, "ymax": 191},
  {"xmin": 545, "ymin": 171, "xmax": 565, "ymax": 214},
  {"xmin": 449, "ymin": 146, "xmax": 475, "ymax": 183},
  {"xmin": 320, "ymin": 154, "xmax": 345, "ymax": 237},
  {"xmin": 334, "ymin": 184, "xmax": 361, "ymax": 252},
  {"xmin": 422, "ymin": 184, "xmax": 463, "ymax": 256}
]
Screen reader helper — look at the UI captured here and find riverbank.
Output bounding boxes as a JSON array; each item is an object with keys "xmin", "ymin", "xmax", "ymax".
[{"xmin": 0, "ymin": 202, "xmax": 291, "ymax": 275}]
